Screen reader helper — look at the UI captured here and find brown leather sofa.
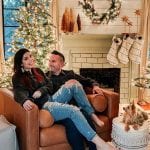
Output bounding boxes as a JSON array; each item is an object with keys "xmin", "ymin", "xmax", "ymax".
[{"xmin": 0, "ymin": 88, "xmax": 119, "ymax": 150}]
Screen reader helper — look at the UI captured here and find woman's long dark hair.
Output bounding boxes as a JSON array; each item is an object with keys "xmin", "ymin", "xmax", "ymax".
[
  {"xmin": 13, "ymin": 48, "xmax": 44, "ymax": 89},
  {"xmin": 14, "ymin": 48, "xmax": 29, "ymax": 74}
]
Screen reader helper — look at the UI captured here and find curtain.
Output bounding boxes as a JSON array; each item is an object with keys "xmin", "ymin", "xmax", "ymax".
[
  {"xmin": 0, "ymin": 1, "xmax": 4, "ymax": 73},
  {"xmin": 51, "ymin": 0, "xmax": 59, "ymax": 50},
  {"xmin": 139, "ymin": 0, "xmax": 150, "ymax": 99}
]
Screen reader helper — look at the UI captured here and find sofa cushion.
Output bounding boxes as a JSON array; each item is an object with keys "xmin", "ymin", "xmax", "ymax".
[
  {"xmin": 40, "ymin": 124, "xmax": 68, "ymax": 146},
  {"xmin": 87, "ymin": 94, "xmax": 107, "ymax": 112},
  {"xmin": 39, "ymin": 109, "xmax": 54, "ymax": 128}
]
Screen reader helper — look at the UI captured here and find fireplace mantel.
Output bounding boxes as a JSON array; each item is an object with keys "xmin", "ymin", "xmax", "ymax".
[
  {"xmin": 60, "ymin": 34, "xmax": 139, "ymax": 103},
  {"xmin": 61, "ymin": 34, "xmax": 114, "ymax": 40}
]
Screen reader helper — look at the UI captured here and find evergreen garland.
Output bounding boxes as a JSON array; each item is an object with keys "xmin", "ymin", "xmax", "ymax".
[{"xmin": 79, "ymin": 0, "xmax": 122, "ymax": 24}]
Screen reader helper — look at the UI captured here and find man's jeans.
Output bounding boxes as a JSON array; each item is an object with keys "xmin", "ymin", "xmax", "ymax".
[
  {"xmin": 58, "ymin": 114, "xmax": 97, "ymax": 150},
  {"xmin": 51, "ymin": 81, "xmax": 94, "ymax": 116},
  {"xmin": 51, "ymin": 81, "xmax": 97, "ymax": 150}
]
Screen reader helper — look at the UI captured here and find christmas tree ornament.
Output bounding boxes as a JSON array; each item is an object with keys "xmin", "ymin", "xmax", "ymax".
[
  {"xmin": 118, "ymin": 34, "xmax": 134, "ymax": 64},
  {"xmin": 69, "ymin": 8, "xmax": 75, "ymax": 32},
  {"xmin": 61, "ymin": 7, "xmax": 70, "ymax": 33},
  {"xmin": 73, "ymin": 20, "xmax": 79, "ymax": 33},
  {"xmin": 129, "ymin": 35, "xmax": 144, "ymax": 64},
  {"xmin": 61, "ymin": 9, "xmax": 67, "ymax": 32},
  {"xmin": 107, "ymin": 35, "xmax": 122, "ymax": 66},
  {"xmin": 77, "ymin": 14, "xmax": 81, "ymax": 31}
]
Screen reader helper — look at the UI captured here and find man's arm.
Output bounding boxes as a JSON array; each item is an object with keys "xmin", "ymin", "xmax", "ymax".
[
  {"xmin": 68, "ymin": 70, "xmax": 103, "ymax": 94},
  {"xmin": 68, "ymin": 70, "xmax": 99, "ymax": 87}
]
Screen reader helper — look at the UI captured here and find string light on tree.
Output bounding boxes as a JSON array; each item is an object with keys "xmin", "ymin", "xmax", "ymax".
[
  {"xmin": 78, "ymin": 0, "xmax": 122, "ymax": 24},
  {"xmin": 0, "ymin": 0, "xmax": 55, "ymax": 88}
]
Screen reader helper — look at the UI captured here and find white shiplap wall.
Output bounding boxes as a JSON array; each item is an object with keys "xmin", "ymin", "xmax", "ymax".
[{"xmin": 58, "ymin": 0, "xmax": 142, "ymax": 34}]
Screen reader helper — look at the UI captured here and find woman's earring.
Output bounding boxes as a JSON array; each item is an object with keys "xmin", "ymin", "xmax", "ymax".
[{"xmin": 21, "ymin": 67, "xmax": 25, "ymax": 73}]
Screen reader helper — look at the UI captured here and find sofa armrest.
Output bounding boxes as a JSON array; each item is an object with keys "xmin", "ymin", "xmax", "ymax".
[
  {"xmin": 87, "ymin": 89, "xmax": 119, "ymax": 119},
  {"xmin": 0, "ymin": 88, "xmax": 39, "ymax": 150},
  {"xmin": 102, "ymin": 89, "xmax": 119, "ymax": 119}
]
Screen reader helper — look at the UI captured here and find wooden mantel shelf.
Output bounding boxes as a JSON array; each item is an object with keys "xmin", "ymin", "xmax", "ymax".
[{"xmin": 60, "ymin": 33, "xmax": 114, "ymax": 40}]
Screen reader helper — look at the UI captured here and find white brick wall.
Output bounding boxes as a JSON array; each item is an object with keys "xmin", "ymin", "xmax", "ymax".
[
  {"xmin": 58, "ymin": 0, "xmax": 142, "ymax": 34},
  {"xmin": 71, "ymin": 49, "xmax": 131, "ymax": 103},
  {"xmin": 61, "ymin": 34, "xmax": 139, "ymax": 104}
]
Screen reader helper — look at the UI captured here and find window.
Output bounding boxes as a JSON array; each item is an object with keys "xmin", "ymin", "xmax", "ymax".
[{"xmin": 2, "ymin": 0, "xmax": 25, "ymax": 59}]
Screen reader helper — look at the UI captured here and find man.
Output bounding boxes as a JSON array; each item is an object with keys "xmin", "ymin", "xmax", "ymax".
[{"xmin": 46, "ymin": 50, "xmax": 104, "ymax": 150}]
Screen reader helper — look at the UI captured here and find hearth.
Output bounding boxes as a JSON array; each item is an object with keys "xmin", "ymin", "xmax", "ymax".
[{"xmin": 80, "ymin": 68, "xmax": 120, "ymax": 93}]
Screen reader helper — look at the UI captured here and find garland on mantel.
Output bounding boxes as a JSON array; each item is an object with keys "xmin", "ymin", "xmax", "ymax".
[{"xmin": 79, "ymin": 0, "xmax": 122, "ymax": 24}]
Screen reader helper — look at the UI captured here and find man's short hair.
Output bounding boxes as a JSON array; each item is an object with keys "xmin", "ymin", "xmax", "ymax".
[{"xmin": 51, "ymin": 50, "xmax": 65, "ymax": 62}]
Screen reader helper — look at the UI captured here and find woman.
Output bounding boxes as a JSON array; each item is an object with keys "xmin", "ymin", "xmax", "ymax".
[{"xmin": 12, "ymin": 48, "xmax": 116, "ymax": 150}]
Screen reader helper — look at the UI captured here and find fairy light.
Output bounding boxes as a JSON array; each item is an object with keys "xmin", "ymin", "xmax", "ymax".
[{"xmin": 0, "ymin": 0, "xmax": 55, "ymax": 88}]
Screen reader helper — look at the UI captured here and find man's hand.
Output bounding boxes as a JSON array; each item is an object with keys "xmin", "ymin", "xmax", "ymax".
[
  {"xmin": 23, "ymin": 100, "xmax": 35, "ymax": 111},
  {"xmin": 93, "ymin": 86, "xmax": 104, "ymax": 95},
  {"xmin": 32, "ymin": 90, "xmax": 42, "ymax": 99}
]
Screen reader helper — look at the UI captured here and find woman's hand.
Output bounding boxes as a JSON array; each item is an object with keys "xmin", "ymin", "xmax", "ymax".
[
  {"xmin": 23, "ymin": 100, "xmax": 35, "ymax": 111},
  {"xmin": 32, "ymin": 90, "xmax": 42, "ymax": 99}
]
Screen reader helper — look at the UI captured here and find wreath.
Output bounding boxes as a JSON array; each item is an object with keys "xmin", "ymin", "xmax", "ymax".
[{"xmin": 79, "ymin": 0, "xmax": 122, "ymax": 24}]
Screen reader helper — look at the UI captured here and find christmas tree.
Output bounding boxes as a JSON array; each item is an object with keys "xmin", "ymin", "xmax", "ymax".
[
  {"xmin": 132, "ymin": 63, "xmax": 150, "ymax": 103},
  {"xmin": 0, "ymin": 0, "xmax": 55, "ymax": 88},
  {"xmin": 132, "ymin": 64, "xmax": 150, "ymax": 89}
]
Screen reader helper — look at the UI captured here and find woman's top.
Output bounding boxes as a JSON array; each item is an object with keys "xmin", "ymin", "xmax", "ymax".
[{"xmin": 12, "ymin": 68, "xmax": 53, "ymax": 109}]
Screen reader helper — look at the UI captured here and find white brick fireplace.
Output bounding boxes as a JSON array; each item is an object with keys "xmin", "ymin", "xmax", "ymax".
[
  {"xmin": 56, "ymin": 0, "xmax": 142, "ymax": 104},
  {"xmin": 60, "ymin": 34, "xmax": 139, "ymax": 104}
]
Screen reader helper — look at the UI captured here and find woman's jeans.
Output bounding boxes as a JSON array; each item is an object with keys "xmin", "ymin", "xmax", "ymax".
[
  {"xmin": 51, "ymin": 81, "xmax": 94, "ymax": 116},
  {"xmin": 42, "ymin": 81, "xmax": 96, "ymax": 141},
  {"xmin": 43, "ymin": 101, "xmax": 96, "ymax": 141}
]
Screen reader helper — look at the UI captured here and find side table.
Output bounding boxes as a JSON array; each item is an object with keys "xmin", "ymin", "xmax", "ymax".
[
  {"xmin": 135, "ymin": 101, "xmax": 150, "ymax": 149},
  {"xmin": 111, "ymin": 116, "xmax": 149, "ymax": 150},
  {"xmin": 0, "ymin": 115, "xmax": 19, "ymax": 150}
]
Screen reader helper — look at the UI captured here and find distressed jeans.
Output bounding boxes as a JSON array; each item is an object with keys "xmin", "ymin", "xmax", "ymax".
[
  {"xmin": 42, "ymin": 81, "xmax": 96, "ymax": 141},
  {"xmin": 43, "ymin": 101, "xmax": 96, "ymax": 141},
  {"xmin": 51, "ymin": 81, "xmax": 94, "ymax": 116}
]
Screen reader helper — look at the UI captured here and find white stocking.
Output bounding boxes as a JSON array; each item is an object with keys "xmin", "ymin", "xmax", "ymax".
[
  {"xmin": 129, "ymin": 35, "xmax": 144, "ymax": 64},
  {"xmin": 118, "ymin": 34, "xmax": 134, "ymax": 64},
  {"xmin": 107, "ymin": 35, "xmax": 122, "ymax": 66}
]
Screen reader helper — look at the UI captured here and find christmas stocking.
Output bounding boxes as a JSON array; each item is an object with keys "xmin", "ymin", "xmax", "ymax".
[
  {"xmin": 118, "ymin": 34, "xmax": 134, "ymax": 64},
  {"xmin": 107, "ymin": 35, "xmax": 122, "ymax": 65},
  {"xmin": 129, "ymin": 35, "xmax": 144, "ymax": 64}
]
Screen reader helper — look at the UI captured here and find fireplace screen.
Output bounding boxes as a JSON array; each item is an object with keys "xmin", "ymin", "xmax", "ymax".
[{"xmin": 80, "ymin": 68, "xmax": 120, "ymax": 93}]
